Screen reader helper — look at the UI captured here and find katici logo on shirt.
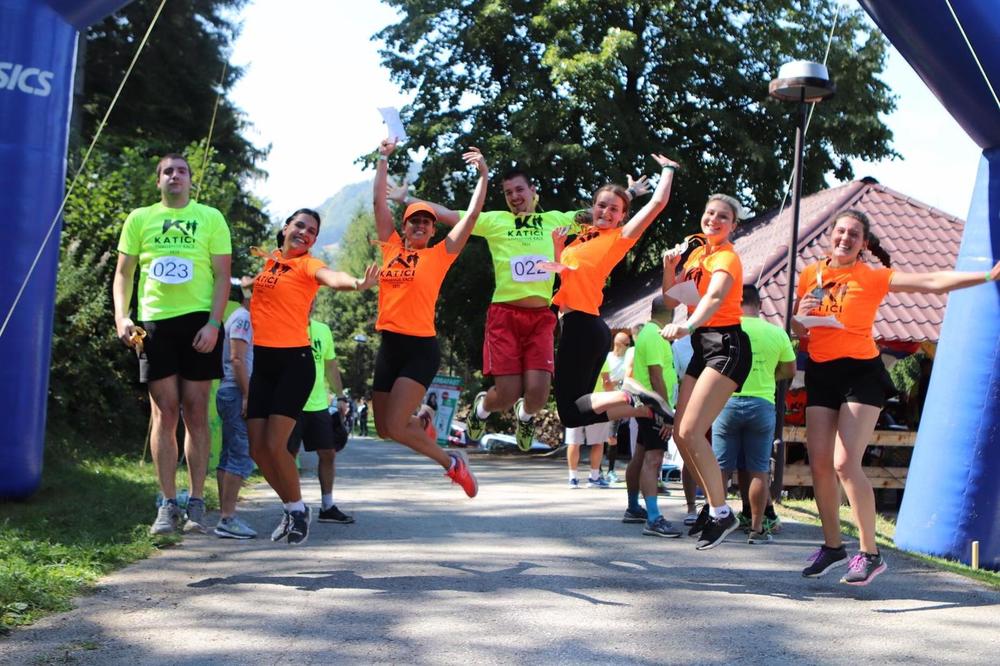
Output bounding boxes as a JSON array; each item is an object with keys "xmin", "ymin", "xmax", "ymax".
[
  {"xmin": 255, "ymin": 262, "xmax": 292, "ymax": 289},
  {"xmin": 0, "ymin": 62, "xmax": 54, "ymax": 97},
  {"xmin": 574, "ymin": 228, "xmax": 601, "ymax": 245},
  {"xmin": 154, "ymin": 219, "xmax": 198, "ymax": 245},
  {"xmin": 383, "ymin": 251, "xmax": 421, "ymax": 283},
  {"xmin": 814, "ymin": 279, "xmax": 850, "ymax": 315},
  {"xmin": 507, "ymin": 214, "xmax": 544, "ymax": 238}
]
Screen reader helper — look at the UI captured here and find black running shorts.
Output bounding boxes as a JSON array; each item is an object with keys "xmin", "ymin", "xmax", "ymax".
[
  {"xmin": 138, "ymin": 311, "xmax": 224, "ymax": 383},
  {"xmin": 805, "ymin": 356, "xmax": 894, "ymax": 410},
  {"xmin": 373, "ymin": 331, "xmax": 440, "ymax": 392},
  {"xmin": 287, "ymin": 409, "xmax": 348, "ymax": 454},
  {"xmin": 686, "ymin": 325, "xmax": 752, "ymax": 391},
  {"xmin": 246, "ymin": 346, "xmax": 314, "ymax": 419}
]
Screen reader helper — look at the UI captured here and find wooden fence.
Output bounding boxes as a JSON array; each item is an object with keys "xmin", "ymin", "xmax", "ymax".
[{"xmin": 781, "ymin": 427, "xmax": 916, "ymax": 489}]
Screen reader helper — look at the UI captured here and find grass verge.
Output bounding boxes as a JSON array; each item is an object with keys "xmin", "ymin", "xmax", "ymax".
[
  {"xmin": 778, "ymin": 499, "xmax": 1000, "ymax": 590},
  {"xmin": 0, "ymin": 441, "xmax": 262, "ymax": 635}
]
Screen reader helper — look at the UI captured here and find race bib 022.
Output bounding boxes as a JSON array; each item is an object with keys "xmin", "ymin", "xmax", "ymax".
[
  {"xmin": 510, "ymin": 254, "xmax": 550, "ymax": 282},
  {"xmin": 148, "ymin": 256, "xmax": 194, "ymax": 284}
]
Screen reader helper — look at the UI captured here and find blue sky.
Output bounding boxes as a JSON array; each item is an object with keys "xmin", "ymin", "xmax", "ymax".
[{"xmin": 229, "ymin": 1, "xmax": 981, "ymax": 221}]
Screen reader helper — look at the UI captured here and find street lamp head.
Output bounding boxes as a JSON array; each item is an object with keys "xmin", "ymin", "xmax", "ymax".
[
  {"xmin": 769, "ymin": 60, "xmax": 835, "ymax": 103},
  {"xmin": 352, "ymin": 334, "xmax": 368, "ymax": 344}
]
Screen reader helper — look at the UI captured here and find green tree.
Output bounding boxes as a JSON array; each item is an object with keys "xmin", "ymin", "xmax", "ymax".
[{"xmin": 377, "ymin": 0, "xmax": 896, "ymax": 269}]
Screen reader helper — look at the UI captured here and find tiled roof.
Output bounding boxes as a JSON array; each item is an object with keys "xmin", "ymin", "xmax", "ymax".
[{"xmin": 601, "ymin": 179, "xmax": 965, "ymax": 343}]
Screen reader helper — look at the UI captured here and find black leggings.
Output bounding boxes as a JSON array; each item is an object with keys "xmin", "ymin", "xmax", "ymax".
[{"xmin": 554, "ymin": 311, "xmax": 612, "ymax": 428}]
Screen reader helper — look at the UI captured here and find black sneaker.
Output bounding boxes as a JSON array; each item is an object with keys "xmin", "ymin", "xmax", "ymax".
[
  {"xmin": 287, "ymin": 506, "xmax": 311, "ymax": 546},
  {"xmin": 622, "ymin": 378, "xmax": 674, "ymax": 423},
  {"xmin": 687, "ymin": 504, "xmax": 710, "ymax": 536},
  {"xmin": 643, "ymin": 516, "xmax": 682, "ymax": 538},
  {"xmin": 318, "ymin": 504, "xmax": 354, "ymax": 524},
  {"xmin": 270, "ymin": 511, "xmax": 291, "ymax": 542},
  {"xmin": 840, "ymin": 551, "xmax": 887, "ymax": 586},
  {"xmin": 801, "ymin": 544, "xmax": 849, "ymax": 577},
  {"xmin": 622, "ymin": 506, "xmax": 648, "ymax": 523},
  {"xmin": 695, "ymin": 511, "xmax": 739, "ymax": 550}
]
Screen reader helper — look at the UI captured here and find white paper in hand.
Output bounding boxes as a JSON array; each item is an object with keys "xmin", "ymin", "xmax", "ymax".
[
  {"xmin": 377, "ymin": 107, "xmax": 408, "ymax": 143},
  {"xmin": 665, "ymin": 280, "xmax": 701, "ymax": 306},
  {"xmin": 794, "ymin": 315, "xmax": 844, "ymax": 329}
]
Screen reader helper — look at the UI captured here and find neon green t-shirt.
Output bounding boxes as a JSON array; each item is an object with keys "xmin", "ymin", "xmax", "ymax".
[
  {"xmin": 733, "ymin": 316, "xmax": 796, "ymax": 403},
  {"xmin": 471, "ymin": 209, "xmax": 579, "ymax": 303},
  {"xmin": 117, "ymin": 200, "xmax": 231, "ymax": 321},
  {"xmin": 304, "ymin": 319, "xmax": 336, "ymax": 412},
  {"xmin": 631, "ymin": 321, "xmax": 678, "ymax": 408}
]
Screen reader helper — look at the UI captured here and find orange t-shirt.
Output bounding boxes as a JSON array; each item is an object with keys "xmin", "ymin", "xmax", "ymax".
[
  {"xmin": 681, "ymin": 242, "xmax": 743, "ymax": 327},
  {"xmin": 796, "ymin": 259, "xmax": 893, "ymax": 362},
  {"xmin": 250, "ymin": 252, "xmax": 326, "ymax": 348},
  {"xmin": 551, "ymin": 226, "xmax": 638, "ymax": 315},
  {"xmin": 376, "ymin": 231, "xmax": 458, "ymax": 337}
]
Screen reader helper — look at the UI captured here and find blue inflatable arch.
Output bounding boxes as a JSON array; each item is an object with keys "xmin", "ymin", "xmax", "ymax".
[{"xmin": 2, "ymin": 0, "xmax": 998, "ymax": 570}]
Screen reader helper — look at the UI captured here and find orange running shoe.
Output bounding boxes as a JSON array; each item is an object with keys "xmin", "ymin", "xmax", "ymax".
[{"xmin": 445, "ymin": 452, "xmax": 478, "ymax": 498}]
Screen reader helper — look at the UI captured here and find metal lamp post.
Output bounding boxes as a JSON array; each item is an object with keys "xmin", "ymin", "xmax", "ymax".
[{"xmin": 767, "ymin": 60, "xmax": 835, "ymax": 498}]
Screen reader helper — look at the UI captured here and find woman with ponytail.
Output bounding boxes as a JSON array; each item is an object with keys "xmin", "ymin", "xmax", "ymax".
[
  {"xmin": 794, "ymin": 209, "xmax": 1000, "ymax": 585},
  {"xmin": 248, "ymin": 208, "xmax": 379, "ymax": 545}
]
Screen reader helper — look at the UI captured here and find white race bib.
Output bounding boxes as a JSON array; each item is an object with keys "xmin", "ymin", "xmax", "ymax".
[
  {"xmin": 510, "ymin": 255, "xmax": 550, "ymax": 282},
  {"xmin": 149, "ymin": 256, "xmax": 194, "ymax": 284}
]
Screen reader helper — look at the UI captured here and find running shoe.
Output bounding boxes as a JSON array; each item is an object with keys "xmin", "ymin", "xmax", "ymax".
[
  {"xmin": 568, "ymin": 478, "xmax": 581, "ymax": 489},
  {"xmin": 763, "ymin": 514, "xmax": 782, "ymax": 534},
  {"xmin": 840, "ymin": 552, "xmax": 887, "ymax": 586},
  {"xmin": 318, "ymin": 504, "xmax": 355, "ymax": 524},
  {"xmin": 183, "ymin": 497, "xmax": 208, "ymax": 534},
  {"xmin": 214, "ymin": 516, "xmax": 258, "ymax": 540},
  {"xmin": 270, "ymin": 511, "xmax": 291, "ymax": 542},
  {"xmin": 466, "ymin": 391, "xmax": 487, "ymax": 442},
  {"xmin": 687, "ymin": 504, "xmax": 710, "ymax": 536},
  {"xmin": 622, "ymin": 506, "xmax": 648, "ymax": 523},
  {"xmin": 513, "ymin": 399, "xmax": 535, "ymax": 451},
  {"xmin": 287, "ymin": 506, "xmax": 311, "ymax": 546},
  {"xmin": 418, "ymin": 404, "xmax": 437, "ymax": 442},
  {"xmin": 801, "ymin": 544, "xmax": 849, "ymax": 578},
  {"xmin": 643, "ymin": 516, "xmax": 682, "ymax": 538},
  {"xmin": 587, "ymin": 476, "xmax": 610, "ymax": 489},
  {"xmin": 606, "ymin": 470, "xmax": 621, "ymax": 484},
  {"xmin": 149, "ymin": 502, "xmax": 182, "ymax": 536},
  {"xmin": 695, "ymin": 511, "xmax": 740, "ymax": 550},
  {"xmin": 737, "ymin": 511, "xmax": 752, "ymax": 533},
  {"xmin": 446, "ymin": 452, "xmax": 478, "ymax": 497},
  {"xmin": 621, "ymin": 377, "xmax": 674, "ymax": 423},
  {"xmin": 747, "ymin": 529, "xmax": 773, "ymax": 545}
]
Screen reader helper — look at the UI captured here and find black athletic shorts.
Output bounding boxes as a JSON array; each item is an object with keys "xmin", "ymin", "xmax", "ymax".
[
  {"xmin": 805, "ymin": 356, "xmax": 894, "ymax": 410},
  {"xmin": 246, "ymin": 346, "xmax": 314, "ymax": 419},
  {"xmin": 636, "ymin": 417, "xmax": 669, "ymax": 451},
  {"xmin": 287, "ymin": 409, "xmax": 348, "ymax": 454},
  {"xmin": 138, "ymin": 311, "xmax": 223, "ymax": 383},
  {"xmin": 686, "ymin": 325, "xmax": 752, "ymax": 391},
  {"xmin": 373, "ymin": 331, "xmax": 440, "ymax": 392}
]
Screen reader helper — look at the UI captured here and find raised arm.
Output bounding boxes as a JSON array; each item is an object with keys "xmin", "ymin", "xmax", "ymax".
[
  {"xmin": 316, "ymin": 262, "xmax": 380, "ymax": 291},
  {"xmin": 443, "ymin": 148, "xmax": 489, "ymax": 255},
  {"xmin": 374, "ymin": 139, "xmax": 399, "ymax": 242},
  {"xmin": 889, "ymin": 260, "xmax": 999, "ymax": 294},
  {"xmin": 621, "ymin": 155, "xmax": 679, "ymax": 240},
  {"xmin": 661, "ymin": 249, "xmax": 683, "ymax": 309},
  {"xmin": 387, "ymin": 178, "xmax": 463, "ymax": 227}
]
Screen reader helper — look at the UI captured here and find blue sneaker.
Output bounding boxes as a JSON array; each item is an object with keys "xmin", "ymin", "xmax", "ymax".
[
  {"xmin": 587, "ymin": 476, "xmax": 610, "ymax": 489},
  {"xmin": 568, "ymin": 478, "xmax": 580, "ymax": 489},
  {"xmin": 215, "ymin": 515, "xmax": 258, "ymax": 540}
]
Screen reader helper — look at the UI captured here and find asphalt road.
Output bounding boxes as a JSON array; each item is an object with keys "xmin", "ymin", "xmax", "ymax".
[{"xmin": 3, "ymin": 438, "xmax": 998, "ymax": 665}]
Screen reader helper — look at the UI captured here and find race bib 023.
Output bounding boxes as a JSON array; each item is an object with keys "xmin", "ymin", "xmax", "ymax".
[
  {"xmin": 149, "ymin": 256, "xmax": 194, "ymax": 284},
  {"xmin": 510, "ymin": 255, "xmax": 550, "ymax": 283}
]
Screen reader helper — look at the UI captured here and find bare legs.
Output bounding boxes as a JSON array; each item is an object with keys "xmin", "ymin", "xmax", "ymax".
[
  {"xmin": 373, "ymin": 377, "xmax": 451, "ymax": 468},
  {"xmin": 148, "ymin": 376, "xmax": 211, "ymax": 499},
  {"xmin": 806, "ymin": 403, "xmax": 881, "ymax": 553},
  {"xmin": 248, "ymin": 415, "xmax": 302, "ymax": 503},
  {"xmin": 482, "ymin": 370, "xmax": 551, "ymax": 413},
  {"xmin": 672, "ymin": 370, "xmax": 738, "ymax": 509}
]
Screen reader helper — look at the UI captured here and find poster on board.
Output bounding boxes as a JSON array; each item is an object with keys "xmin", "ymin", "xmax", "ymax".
[{"xmin": 424, "ymin": 375, "xmax": 463, "ymax": 445}]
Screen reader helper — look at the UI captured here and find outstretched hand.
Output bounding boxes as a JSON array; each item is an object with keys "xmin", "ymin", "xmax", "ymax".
[
  {"xmin": 358, "ymin": 263, "xmax": 380, "ymax": 290},
  {"xmin": 626, "ymin": 174, "xmax": 651, "ymax": 199},
  {"xmin": 989, "ymin": 260, "xmax": 1000, "ymax": 282},
  {"xmin": 462, "ymin": 146, "xmax": 488, "ymax": 175},
  {"xmin": 386, "ymin": 176, "xmax": 409, "ymax": 204},
  {"xmin": 552, "ymin": 225, "xmax": 571, "ymax": 251},
  {"xmin": 379, "ymin": 137, "xmax": 398, "ymax": 157},
  {"xmin": 651, "ymin": 154, "xmax": 680, "ymax": 170}
]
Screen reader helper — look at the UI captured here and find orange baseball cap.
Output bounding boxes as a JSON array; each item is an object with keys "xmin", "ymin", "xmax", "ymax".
[{"xmin": 404, "ymin": 201, "xmax": 437, "ymax": 222}]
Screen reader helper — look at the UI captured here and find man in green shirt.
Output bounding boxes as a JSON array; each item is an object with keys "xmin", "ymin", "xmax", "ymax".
[
  {"xmin": 286, "ymin": 317, "xmax": 353, "ymax": 524},
  {"xmin": 113, "ymin": 153, "xmax": 231, "ymax": 536},
  {"xmin": 622, "ymin": 296, "xmax": 681, "ymax": 538},
  {"xmin": 392, "ymin": 170, "xmax": 647, "ymax": 451},
  {"xmin": 711, "ymin": 285, "xmax": 795, "ymax": 543}
]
